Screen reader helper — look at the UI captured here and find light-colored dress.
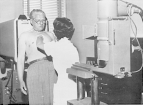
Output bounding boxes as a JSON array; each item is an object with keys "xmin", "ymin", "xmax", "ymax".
[{"xmin": 44, "ymin": 37, "xmax": 79, "ymax": 105}]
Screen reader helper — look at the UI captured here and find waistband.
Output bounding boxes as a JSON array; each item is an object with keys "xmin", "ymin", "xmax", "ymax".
[{"xmin": 28, "ymin": 57, "xmax": 48, "ymax": 66}]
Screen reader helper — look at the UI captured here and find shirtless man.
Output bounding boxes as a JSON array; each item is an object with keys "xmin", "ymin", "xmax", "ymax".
[{"xmin": 17, "ymin": 9, "xmax": 56, "ymax": 105}]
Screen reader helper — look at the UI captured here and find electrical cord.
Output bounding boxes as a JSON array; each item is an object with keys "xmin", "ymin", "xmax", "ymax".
[{"xmin": 127, "ymin": 5, "xmax": 143, "ymax": 74}]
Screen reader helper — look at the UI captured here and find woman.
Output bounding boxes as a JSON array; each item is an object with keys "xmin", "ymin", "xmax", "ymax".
[{"xmin": 36, "ymin": 17, "xmax": 79, "ymax": 105}]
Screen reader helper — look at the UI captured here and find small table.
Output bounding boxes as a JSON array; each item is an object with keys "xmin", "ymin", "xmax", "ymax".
[{"xmin": 66, "ymin": 63, "xmax": 99, "ymax": 105}]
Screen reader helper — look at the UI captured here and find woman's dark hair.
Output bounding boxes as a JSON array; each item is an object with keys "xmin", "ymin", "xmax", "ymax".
[{"xmin": 53, "ymin": 17, "xmax": 75, "ymax": 40}]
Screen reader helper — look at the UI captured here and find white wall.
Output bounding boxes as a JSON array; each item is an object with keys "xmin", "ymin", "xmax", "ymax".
[
  {"xmin": 0, "ymin": 0, "xmax": 23, "ymax": 23},
  {"xmin": 66, "ymin": 0, "xmax": 97, "ymax": 63}
]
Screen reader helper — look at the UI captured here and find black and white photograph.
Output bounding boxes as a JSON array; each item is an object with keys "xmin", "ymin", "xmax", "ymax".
[{"xmin": 0, "ymin": 0, "xmax": 143, "ymax": 105}]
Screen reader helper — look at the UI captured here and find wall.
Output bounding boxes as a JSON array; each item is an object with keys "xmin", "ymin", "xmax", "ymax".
[
  {"xmin": 66, "ymin": 0, "xmax": 97, "ymax": 63},
  {"xmin": 0, "ymin": 0, "xmax": 23, "ymax": 23}
]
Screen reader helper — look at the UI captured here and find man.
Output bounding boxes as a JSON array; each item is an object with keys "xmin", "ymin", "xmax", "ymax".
[
  {"xmin": 36, "ymin": 17, "xmax": 79, "ymax": 105},
  {"xmin": 17, "ymin": 9, "xmax": 57, "ymax": 105}
]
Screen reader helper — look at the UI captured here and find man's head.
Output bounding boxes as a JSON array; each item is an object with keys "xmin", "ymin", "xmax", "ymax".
[
  {"xmin": 53, "ymin": 17, "xmax": 75, "ymax": 40},
  {"xmin": 30, "ymin": 9, "xmax": 47, "ymax": 32}
]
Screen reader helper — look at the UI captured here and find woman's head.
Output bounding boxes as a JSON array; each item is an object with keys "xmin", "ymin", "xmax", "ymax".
[{"xmin": 53, "ymin": 17, "xmax": 75, "ymax": 40}]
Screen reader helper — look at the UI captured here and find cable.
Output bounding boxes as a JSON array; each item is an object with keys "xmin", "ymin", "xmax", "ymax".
[{"xmin": 127, "ymin": 5, "xmax": 143, "ymax": 74}]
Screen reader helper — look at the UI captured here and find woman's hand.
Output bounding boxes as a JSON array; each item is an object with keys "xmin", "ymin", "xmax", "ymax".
[{"xmin": 36, "ymin": 36, "xmax": 44, "ymax": 50}]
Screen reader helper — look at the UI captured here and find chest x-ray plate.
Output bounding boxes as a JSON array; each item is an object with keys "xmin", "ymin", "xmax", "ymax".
[{"xmin": 0, "ymin": 19, "xmax": 49, "ymax": 62}]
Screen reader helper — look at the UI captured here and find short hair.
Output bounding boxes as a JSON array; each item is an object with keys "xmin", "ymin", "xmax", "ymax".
[
  {"xmin": 53, "ymin": 17, "xmax": 75, "ymax": 40},
  {"xmin": 29, "ymin": 9, "xmax": 47, "ymax": 20}
]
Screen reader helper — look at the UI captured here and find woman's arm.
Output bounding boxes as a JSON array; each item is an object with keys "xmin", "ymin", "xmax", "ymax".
[{"xmin": 36, "ymin": 36, "xmax": 44, "ymax": 50}]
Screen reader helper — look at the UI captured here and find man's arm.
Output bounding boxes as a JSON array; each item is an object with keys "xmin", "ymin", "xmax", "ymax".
[{"xmin": 17, "ymin": 34, "xmax": 27, "ymax": 95}]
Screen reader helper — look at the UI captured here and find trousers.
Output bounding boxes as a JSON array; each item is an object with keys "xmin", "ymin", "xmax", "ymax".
[{"xmin": 27, "ymin": 60, "xmax": 55, "ymax": 105}]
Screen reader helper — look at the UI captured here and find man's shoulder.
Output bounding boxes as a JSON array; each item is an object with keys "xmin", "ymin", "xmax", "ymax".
[
  {"xmin": 44, "ymin": 31, "xmax": 57, "ymax": 41},
  {"xmin": 43, "ymin": 31, "xmax": 53, "ymax": 36},
  {"xmin": 19, "ymin": 30, "xmax": 32, "ymax": 38},
  {"xmin": 18, "ymin": 30, "xmax": 35, "ymax": 43},
  {"xmin": 42, "ymin": 31, "xmax": 54, "ymax": 41}
]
